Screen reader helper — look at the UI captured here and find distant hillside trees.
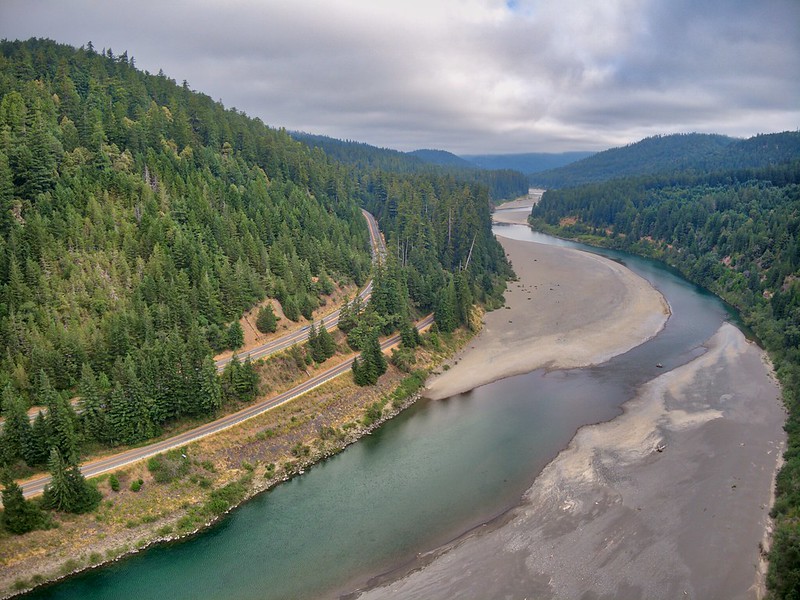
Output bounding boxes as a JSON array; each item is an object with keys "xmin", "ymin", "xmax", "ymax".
[{"xmin": 529, "ymin": 156, "xmax": 800, "ymax": 600}]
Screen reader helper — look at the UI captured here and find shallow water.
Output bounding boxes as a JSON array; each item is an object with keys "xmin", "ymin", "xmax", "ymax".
[{"xmin": 24, "ymin": 226, "xmax": 733, "ymax": 600}]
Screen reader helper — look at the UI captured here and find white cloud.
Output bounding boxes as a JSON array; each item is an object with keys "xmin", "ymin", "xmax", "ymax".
[{"xmin": 1, "ymin": 0, "xmax": 797, "ymax": 153}]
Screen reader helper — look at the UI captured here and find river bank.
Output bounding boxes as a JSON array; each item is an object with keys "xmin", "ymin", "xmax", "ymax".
[
  {"xmin": 0, "ymin": 331, "xmax": 471, "ymax": 599},
  {"xmin": 355, "ymin": 229, "xmax": 786, "ymax": 599},
  {"xmin": 357, "ymin": 322, "xmax": 785, "ymax": 599},
  {"xmin": 424, "ymin": 235, "xmax": 671, "ymax": 400}
]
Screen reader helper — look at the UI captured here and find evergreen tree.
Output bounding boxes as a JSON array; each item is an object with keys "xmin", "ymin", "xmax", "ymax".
[
  {"xmin": 197, "ymin": 355, "xmax": 223, "ymax": 414},
  {"xmin": 434, "ymin": 278, "xmax": 458, "ymax": 333},
  {"xmin": 307, "ymin": 321, "xmax": 319, "ymax": 361},
  {"xmin": 351, "ymin": 356, "xmax": 370, "ymax": 386},
  {"xmin": 317, "ymin": 323, "xmax": 337, "ymax": 361},
  {"xmin": 337, "ymin": 295, "xmax": 362, "ymax": 334},
  {"xmin": 400, "ymin": 323, "xmax": 421, "ymax": 349},
  {"xmin": 222, "ymin": 354, "xmax": 259, "ymax": 403},
  {"xmin": 1, "ymin": 385, "xmax": 31, "ymax": 465},
  {"xmin": 352, "ymin": 329, "xmax": 387, "ymax": 386},
  {"xmin": 42, "ymin": 448, "xmax": 101, "ymax": 514},
  {"xmin": 38, "ymin": 371, "xmax": 79, "ymax": 464},
  {"xmin": 1, "ymin": 471, "xmax": 48, "ymax": 534},
  {"xmin": 307, "ymin": 321, "xmax": 336, "ymax": 363},
  {"xmin": 41, "ymin": 448, "xmax": 75, "ymax": 512},
  {"xmin": 255, "ymin": 304, "xmax": 278, "ymax": 334},
  {"xmin": 226, "ymin": 321, "xmax": 244, "ymax": 350},
  {"xmin": 26, "ymin": 411, "xmax": 50, "ymax": 466},
  {"xmin": 79, "ymin": 363, "xmax": 107, "ymax": 444}
]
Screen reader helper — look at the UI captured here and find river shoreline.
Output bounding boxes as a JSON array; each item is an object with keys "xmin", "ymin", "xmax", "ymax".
[
  {"xmin": 357, "ymin": 322, "xmax": 785, "ymax": 600},
  {"xmin": 0, "ymin": 331, "xmax": 474, "ymax": 599},
  {"xmin": 424, "ymin": 235, "xmax": 671, "ymax": 400},
  {"xmin": 355, "ymin": 223, "xmax": 786, "ymax": 599}
]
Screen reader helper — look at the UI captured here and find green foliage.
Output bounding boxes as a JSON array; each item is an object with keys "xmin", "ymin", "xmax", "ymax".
[
  {"xmin": 527, "ymin": 153, "xmax": 800, "ymax": 599},
  {"xmin": 362, "ymin": 172, "xmax": 512, "ymax": 318},
  {"xmin": 202, "ymin": 478, "xmax": 248, "ymax": 516},
  {"xmin": 337, "ymin": 295, "xmax": 363, "ymax": 334},
  {"xmin": 221, "ymin": 355, "xmax": 260, "ymax": 403},
  {"xmin": 147, "ymin": 448, "xmax": 190, "ymax": 484},
  {"xmin": 400, "ymin": 323, "xmax": 421, "ymax": 349},
  {"xmin": 307, "ymin": 321, "xmax": 336, "ymax": 363},
  {"xmin": 42, "ymin": 448, "xmax": 101, "ymax": 514},
  {"xmin": 226, "ymin": 322, "xmax": 244, "ymax": 351},
  {"xmin": 362, "ymin": 402, "xmax": 383, "ymax": 426},
  {"xmin": 1, "ymin": 472, "xmax": 50, "ymax": 534},
  {"xmin": 351, "ymin": 329, "xmax": 387, "ymax": 386},
  {"xmin": 108, "ymin": 474, "xmax": 120, "ymax": 492},
  {"xmin": 1, "ymin": 385, "xmax": 32, "ymax": 467},
  {"xmin": 255, "ymin": 304, "xmax": 278, "ymax": 334},
  {"xmin": 768, "ymin": 521, "xmax": 800, "ymax": 598},
  {"xmin": 529, "ymin": 132, "xmax": 800, "ymax": 189},
  {"xmin": 130, "ymin": 479, "xmax": 143, "ymax": 492},
  {"xmin": 390, "ymin": 347, "xmax": 416, "ymax": 373},
  {"xmin": 0, "ymin": 37, "xmax": 371, "ymax": 453},
  {"xmin": 293, "ymin": 132, "xmax": 528, "ymax": 201}
]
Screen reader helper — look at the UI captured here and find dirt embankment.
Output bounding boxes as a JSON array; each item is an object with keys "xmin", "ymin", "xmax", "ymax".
[{"xmin": 0, "ymin": 329, "xmax": 472, "ymax": 599}]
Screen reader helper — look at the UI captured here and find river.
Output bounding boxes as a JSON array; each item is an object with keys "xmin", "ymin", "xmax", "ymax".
[{"xmin": 23, "ymin": 225, "xmax": 736, "ymax": 600}]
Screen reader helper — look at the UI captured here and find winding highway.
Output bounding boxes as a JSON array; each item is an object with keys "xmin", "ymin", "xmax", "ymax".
[
  {"xmin": 215, "ymin": 209, "xmax": 384, "ymax": 370},
  {"xmin": 19, "ymin": 211, "xmax": 433, "ymax": 499}
]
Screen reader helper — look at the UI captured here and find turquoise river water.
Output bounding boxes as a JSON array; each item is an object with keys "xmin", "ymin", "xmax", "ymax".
[{"xmin": 23, "ymin": 225, "xmax": 735, "ymax": 600}]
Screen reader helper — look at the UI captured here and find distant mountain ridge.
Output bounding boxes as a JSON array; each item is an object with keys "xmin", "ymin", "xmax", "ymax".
[
  {"xmin": 460, "ymin": 151, "xmax": 595, "ymax": 174},
  {"xmin": 529, "ymin": 132, "xmax": 800, "ymax": 188},
  {"xmin": 408, "ymin": 148, "xmax": 476, "ymax": 169},
  {"xmin": 291, "ymin": 132, "xmax": 529, "ymax": 201}
]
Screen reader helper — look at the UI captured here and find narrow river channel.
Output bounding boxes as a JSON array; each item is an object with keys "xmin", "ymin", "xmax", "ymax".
[{"xmin": 24, "ymin": 225, "xmax": 736, "ymax": 600}]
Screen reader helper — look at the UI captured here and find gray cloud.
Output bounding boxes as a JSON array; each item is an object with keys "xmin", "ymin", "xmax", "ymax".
[{"xmin": 1, "ymin": 0, "xmax": 797, "ymax": 153}]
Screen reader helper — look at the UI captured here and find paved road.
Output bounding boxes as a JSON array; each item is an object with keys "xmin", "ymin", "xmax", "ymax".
[
  {"xmin": 20, "ymin": 313, "xmax": 433, "ymax": 498},
  {"xmin": 214, "ymin": 209, "xmax": 385, "ymax": 370},
  {"xmin": 18, "ymin": 210, "xmax": 427, "ymax": 499},
  {"xmin": 2, "ymin": 211, "xmax": 386, "ymax": 432}
]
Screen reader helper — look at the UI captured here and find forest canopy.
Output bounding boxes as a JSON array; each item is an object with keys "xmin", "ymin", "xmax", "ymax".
[
  {"xmin": 527, "ymin": 141, "xmax": 800, "ymax": 599},
  {"xmin": 0, "ymin": 38, "xmax": 511, "ymax": 473}
]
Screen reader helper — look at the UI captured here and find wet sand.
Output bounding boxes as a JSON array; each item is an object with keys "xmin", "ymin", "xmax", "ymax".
[
  {"xmin": 492, "ymin": 206, "xmax": 534, "ymax": 225},
  {"xmin": 357, "ymin": 323, "xmax": 785, "ymax": 599},
  {"xmin": 424, "ymin": 236, "xmax": 670, "ymax": 400}
]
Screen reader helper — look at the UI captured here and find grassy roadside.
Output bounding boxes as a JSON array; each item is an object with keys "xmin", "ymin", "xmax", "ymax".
[{"xmin": 0, "ymin": 327, "xmax": 475, "ymax": 599}]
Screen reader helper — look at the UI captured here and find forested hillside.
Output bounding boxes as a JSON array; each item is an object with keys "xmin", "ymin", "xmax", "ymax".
[
  {"xmin": 292, "ymin": 132, "xmax": 529, "ymax": 202},
  {"xmin": 360, "ymin": 171, "xmax": 512, "ymax": 329},
  {"xmin": 0, "ymin": 38, "xmax": 375, "ymax": 465},
  {"xmin": 530, "ymin": 132, "xmax": 800, "ymax": 189},
  {"xmin": 407, "ymin": 149, "xmax": 475, "ymax": 169},
  {"xmin": 528, "ymin": 149, "xmax": 800, "ymax": 599},
  {"xmin": 0, "ymin": 38, "xmax": 514, "ymax": 489}
]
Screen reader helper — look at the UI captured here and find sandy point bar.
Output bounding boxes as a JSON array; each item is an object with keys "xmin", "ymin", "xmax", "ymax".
[{"xmin": 424, "ymin": 235, "xmax": 671, "ymax": 400}]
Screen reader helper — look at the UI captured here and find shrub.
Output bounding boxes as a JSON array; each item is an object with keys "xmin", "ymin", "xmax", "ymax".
[
  {"xmin": 130, "ymin": 479, "xmax": 143, "ymax": 492},
  {"xmin": 109, "ymin": 475, "xmax": 120, "ymax": 492},
  {"xmin": 148, "ymin": 449, "xmax": 190, "ymax": 484},
  {"xmin": 363, "ymin": 402, "xmax": 383, "ymax": 426}
]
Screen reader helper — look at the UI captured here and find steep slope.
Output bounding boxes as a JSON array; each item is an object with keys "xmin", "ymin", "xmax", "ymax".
[
  {"xmin": 530, "ymin": 131, "xmax": 800, "ymax": 188},
  {"xmin": 530, "ymin": 133, "xmax": 735, "ymax": 187},
  {"xmin": 0, "ymin": 38, "xmax": 374, "ymax": 458},
  {"xmin": 408, "ymin": 148, "xmax": 476, "ymax": 169}
]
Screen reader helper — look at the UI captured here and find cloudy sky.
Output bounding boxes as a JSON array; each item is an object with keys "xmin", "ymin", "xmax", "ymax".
[{"xmin": 1, "ymin": 0, "xmax": 798, "ymax": 154}]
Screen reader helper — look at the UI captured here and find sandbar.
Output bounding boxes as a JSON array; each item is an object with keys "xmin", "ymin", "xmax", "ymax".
[
  {"xmin": 424, "ymin": 235, "xmax": 671, "ymax": 400},
  {"xmin": 358, "ymin": 322, "xmax": 785, "ymax": 599}
]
